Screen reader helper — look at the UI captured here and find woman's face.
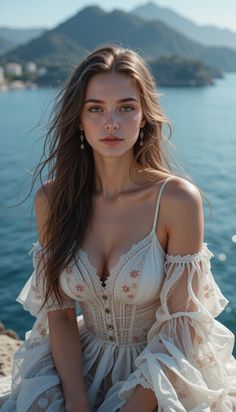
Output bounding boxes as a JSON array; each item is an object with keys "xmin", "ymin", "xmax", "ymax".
[{"xmin": 79, "ymin": 71, "xmax": 146, "ymax": 157}]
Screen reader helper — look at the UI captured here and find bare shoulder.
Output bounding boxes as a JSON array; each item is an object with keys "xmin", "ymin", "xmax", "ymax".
[
  {"xmin": 163, "ymin": 175, "xmax": 202, "ymax": 208},
  {"xmin": 161, "ymin": 175, "xmax": 204, "ymax": 255},
  {"xmin": 34, "ymin": 179, "xmax": 54, "ymax": 214},
  {"xmin": 34, "ymin": 180, "xmax": 54, "ymax": 246}
]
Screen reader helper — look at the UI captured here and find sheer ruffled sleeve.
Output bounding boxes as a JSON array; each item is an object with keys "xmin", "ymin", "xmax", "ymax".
[
  {"xmin": 119, "ymin": 242, "xmax": 236, "ymax": 411},
  {"xmin": 16, "ymin": 242, "xmax": 77, "ymax": 347}
]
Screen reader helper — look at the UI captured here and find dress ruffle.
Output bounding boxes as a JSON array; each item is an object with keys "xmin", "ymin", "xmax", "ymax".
[
  {"xmin": 15, "ymin": 242, "xmax": 76, "ymax": 347},
  {"xmin": 118, "ymin": 243, "xmax": 236, "ymax": 411}
]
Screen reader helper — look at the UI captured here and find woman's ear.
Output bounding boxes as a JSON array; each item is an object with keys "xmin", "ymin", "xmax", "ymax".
[{"xmin": 141, "ymin": 119, "xmax": 146, "ymax": 128}]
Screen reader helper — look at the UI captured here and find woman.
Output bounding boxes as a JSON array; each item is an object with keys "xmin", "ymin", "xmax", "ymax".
[{"xmin": 1, "ymin": 44, "xmax": 236, "ymax": 412}]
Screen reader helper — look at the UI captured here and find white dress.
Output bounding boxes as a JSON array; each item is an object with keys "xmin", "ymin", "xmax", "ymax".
[{"xmin": 1, "ymin": 176, "xmax": 236, "ymax": 411}]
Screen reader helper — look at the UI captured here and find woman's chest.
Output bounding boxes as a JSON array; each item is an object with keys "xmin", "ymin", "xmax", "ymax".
[
  {"xmin": 60, "ymin": 235, "xmax": 166, "ymax": 306},
  {"xmin": 81, "ymin": 186, "xmax": 167, "ymax": 279}
]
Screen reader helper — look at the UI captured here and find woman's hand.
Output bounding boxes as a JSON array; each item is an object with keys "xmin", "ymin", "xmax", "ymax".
[{"xmin": 66, "ymin": 398, "xmax": 91, "ymax": 412}]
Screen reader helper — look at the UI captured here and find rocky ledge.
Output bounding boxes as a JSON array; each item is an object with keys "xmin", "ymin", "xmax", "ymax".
[
  {"xmin": 0, "ymin": 321, "xmax": 24, "ymax": 405},
  {"xmin": 0, "ymin": 321, "xmax": 23, "ymax": 378}
]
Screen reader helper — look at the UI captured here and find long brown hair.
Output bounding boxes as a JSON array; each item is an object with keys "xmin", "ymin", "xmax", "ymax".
[{"xmin": 32, "ymin": 43, "xmax": 209, "ymax": 311}]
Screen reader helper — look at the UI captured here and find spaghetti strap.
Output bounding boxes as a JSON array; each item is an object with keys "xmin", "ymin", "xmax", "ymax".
[{"xmin": 152, "ymin": 175, "xmax": 175, "ymax": 232}]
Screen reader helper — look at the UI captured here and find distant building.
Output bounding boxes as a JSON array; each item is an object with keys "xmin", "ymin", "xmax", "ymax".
[
  {"xmin": 37, "ymin": 66, "xmax": 47, "ymax": 76},
  {"xmin": 6, "ymin": 63, "xmax": 23, "ymax": 77},
  {"xmin": 10, "ymin": 80, "xmax": 25, "ymax": 90},
  {"xmin": 25, "ymin": 62, "xmax": 37, "ymax": 74}
]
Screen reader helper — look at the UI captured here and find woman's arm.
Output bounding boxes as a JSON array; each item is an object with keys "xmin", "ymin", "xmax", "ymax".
[
  {"xmin": 48, "ymin": 308, "xmax": 90, "ymax": 412},
  {"xmin": 120, "ymin": 385, "xmax": 158, "ymax": 412},
  {"xmin": 35, "ymin": 184, "xmax": 90, "ymax": 412}
]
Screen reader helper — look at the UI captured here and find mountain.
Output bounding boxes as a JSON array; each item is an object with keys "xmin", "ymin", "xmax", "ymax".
[
  {"xmin": 0, "ymin": 27, "xmax": 47, "ymax": 46},
  {"xmin": 132, "ymin": 1, "xmax": 236, "ymax": 51},
  {"xmin": 1, "ymin": 6, "xmax": 236, "ymax": 73},
  {"xmin": 56, "ymin": 6, "xmax": 144, "ymax": 50},
  {"xmin": 0, "ymin": 35, "xmax": 15, "ymax": 56},
  {"xmin": 1, "ymin": 31, "xmax": 86, "ymax": 68}
]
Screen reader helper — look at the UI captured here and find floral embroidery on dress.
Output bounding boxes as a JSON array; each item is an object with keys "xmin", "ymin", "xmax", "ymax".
[
  {"xmin": 194, "ymin": 334, "xmax": 205, "ymax": 345},
  {"xmin": 129, "ymin": 270, "xmax": 140, "ymax": 278},
  {"xmin": 66, "ymin": 266, "xmax": 74, "ymax": 274},
  {"xmin": 132, "ymin": 329, "xmax": 149, "ymax": 343},
  {"xmin": 127, "ymin": 294, "xmax": 134, "ymax": 299},
  {"xmin": 177, "ymin": 383, "xmax": 190, "ymax": 400},
  {"xmin": 205, "ymin": 351, "xmax": 217, "ymax": 366},
  {"xmin": 120, "ymin": 267, "xmax": 142, "ymax": 300},
  {"xmin": 122, "ymin": 284, "xmax": 130, "ymax": 293},
  {"xmin": 192, "ymin": 350, "xmax": 217, "ymax": 369},
  {"xmin": 75, "ymin": 283, "xmax": 86, "ymax": 292},
  {"xmin": 194, "ymin": 357, "xmax": 205, "ymax": 369},
  {"xmin": 29, "ymin": 337, "xmax": 41, "ymax": 348},
  {"xmin": 204, "ymin": 283, "xmax": 214, "ymax": 299},
  {"xmin": 36, "ymin": 322, "xmax": 47, "ymax": 337},
  {"xmin": 178, "ymin": 391, "xmax": 188, "ymax": 399}
]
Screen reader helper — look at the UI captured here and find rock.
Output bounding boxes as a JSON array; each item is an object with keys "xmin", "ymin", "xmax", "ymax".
[
  {"xmin": 0, "ymin": 335, "xmax": 23, "ymax": 377},
  {"xmin": 0, "ymin": 322, "xmax": 4, "ymax": 334},
  {"xmin": 0, "ymin": 323, "xmax": 24, "ymax": 406},
  {"xmin": 2, "ymin": 329, "xmax": 20, "ymax": 340},
  {"xmin": 0, "ymin": 322, "xmax": 23, "ymax": 378}
]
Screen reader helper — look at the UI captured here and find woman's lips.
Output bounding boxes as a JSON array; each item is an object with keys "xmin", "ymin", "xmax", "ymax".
[{"xmin": 100, "ymin": 137, "xmax": 123, "ymax": 145}]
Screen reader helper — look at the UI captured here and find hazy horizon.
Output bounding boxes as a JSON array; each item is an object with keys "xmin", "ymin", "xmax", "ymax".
[{"xmin": 1, "ymin": 0, "xmax": 236, "ymax": 33}]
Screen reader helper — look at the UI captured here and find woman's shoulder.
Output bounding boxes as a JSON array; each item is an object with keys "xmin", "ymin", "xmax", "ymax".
[
  {"xmin": 160, "ymin": 175, "xmax": 204, "ymax": 255},
  {"xmin": 150, "ymin": 172, "xmax": 201, "ymax": 202},
  {"xmin": 163, "ymin": 174, "xmax": 201, "ymax": 202},
  {"xmin": 151, "ymin": 172, "xmax": 203, "ymax": 221},
  {"xmin": 34, "ymin": 180, "xmax": 54, "ymax": 246},
  {"xmin": 160, "ymin": 174, "xmax": 203, "ymax": 244},
  {"xmin": 34, "ymin": 179, "xmax": 54, "ymax": 204}
]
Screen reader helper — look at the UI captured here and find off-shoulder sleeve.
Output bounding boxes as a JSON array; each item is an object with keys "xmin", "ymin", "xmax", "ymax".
[
  {"xmin": 16, "ymin": 242, "xmax": 76, "ymax": 347},
  {"xmin": 119, "ymin": 242, "xmax": 236, "ymax": 411}
]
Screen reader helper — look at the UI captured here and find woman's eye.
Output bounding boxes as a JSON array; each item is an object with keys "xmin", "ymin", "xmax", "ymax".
[
  {"xmin": 121, "ymin": 106, "xmax": 134, "ymax": 112},
  {"xmin": 89, "ymin": 106, "xmax": 103, "ymax": 112},
  {"xmin": 88, "ymin": 105, "xmax": 134, "ymax": 113}
]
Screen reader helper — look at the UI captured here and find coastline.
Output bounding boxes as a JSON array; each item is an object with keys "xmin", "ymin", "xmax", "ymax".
[{"xmin": 0, "ymin": 80, "xmax": 37, "ymax": 92}]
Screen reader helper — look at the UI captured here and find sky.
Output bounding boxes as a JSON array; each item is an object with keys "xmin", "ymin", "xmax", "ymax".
[{"xmin": 1, "ymin": 0, "xmax": 236, "ymax": 32}]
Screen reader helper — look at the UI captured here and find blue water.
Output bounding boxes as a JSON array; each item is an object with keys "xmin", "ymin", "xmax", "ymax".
[{"xmin": 0, "ymin": 75, "xmax": 236, "ymax": 356}]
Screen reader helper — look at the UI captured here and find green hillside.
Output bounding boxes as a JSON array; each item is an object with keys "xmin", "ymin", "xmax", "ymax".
[
  {"xmin": 1, "ymin": 6, "xmax": 235, "ymax": 86},
  {"xmin": 0, "ymin": 35, "xmax": 15, "ymax": 56}
]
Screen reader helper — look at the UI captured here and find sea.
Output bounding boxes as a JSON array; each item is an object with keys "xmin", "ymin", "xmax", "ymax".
[{"xmin": 0, "ymin": 74, "xmax": 236, "ymax": 356}]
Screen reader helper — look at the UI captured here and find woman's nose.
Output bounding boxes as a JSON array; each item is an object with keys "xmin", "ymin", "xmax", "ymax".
[{"xmin": 104, "ymin": 112, "xmax": 119, "ymax": 130}]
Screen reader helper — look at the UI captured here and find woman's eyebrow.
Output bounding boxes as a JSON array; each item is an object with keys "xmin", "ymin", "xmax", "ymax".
[{"xmin": 84, "ymin": 97, "xmax": 139, "ymax": 104}]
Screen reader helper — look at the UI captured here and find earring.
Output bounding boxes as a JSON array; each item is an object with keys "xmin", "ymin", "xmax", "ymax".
[
  {"xmin": 80, "ymin": 131, "xmax": 85, "ymax": 149},
  {"xmin": 139, "ymin": 128, "xmax": 144, "ymax": 146}
]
